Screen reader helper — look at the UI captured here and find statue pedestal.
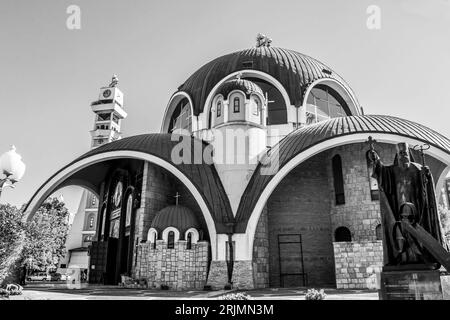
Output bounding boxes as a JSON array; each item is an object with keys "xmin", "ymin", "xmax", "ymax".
[{"xmin": 379, "ymin": 268, "xmax": 450, "ymax": 300}]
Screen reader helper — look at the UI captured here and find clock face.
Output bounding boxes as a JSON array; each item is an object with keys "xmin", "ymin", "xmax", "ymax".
[
  {"xmin": 113, "ymin": 181, "xmax": 123, "ymax": 207},
  {"xmin": 103, "ymin": 89, "xmax": 112, "ymax": 98}
]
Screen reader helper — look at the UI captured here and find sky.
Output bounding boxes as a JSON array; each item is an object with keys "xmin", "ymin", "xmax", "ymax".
[{"xmin": 0, "ymin": 0, "xmax": 450, "ymax": 215}]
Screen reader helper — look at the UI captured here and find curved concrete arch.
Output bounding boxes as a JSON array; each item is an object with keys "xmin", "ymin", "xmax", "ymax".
[
  {"xmin": 243, "ymin": 132, "xmax": 450, "ymax": 260},
  {"xmin": 302, "ymin": 78, "xmax": 361, "ymax": 116},
  {"xmin": 199, "ymin": 70, "xmax": 293, "ymax": 131},
  {"xmin": 161, "ymin": 91, "xmax": 196, "ymax": 133},
  {"xmin": 24, "ymin": 150, "xmax": 218, "ymax": 258}
]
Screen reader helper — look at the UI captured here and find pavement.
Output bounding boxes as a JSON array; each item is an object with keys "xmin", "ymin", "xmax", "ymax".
[{"xmin": 6, "ymin": 283, "xmax": 379, "ymax": 300}]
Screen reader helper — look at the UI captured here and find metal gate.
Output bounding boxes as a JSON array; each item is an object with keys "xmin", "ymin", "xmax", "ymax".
[{"xmin": 278, "ymin": 234, "xmax": 307, "ymax": 287}]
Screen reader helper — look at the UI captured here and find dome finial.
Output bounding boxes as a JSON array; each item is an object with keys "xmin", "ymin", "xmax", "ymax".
[{"xmin": 256, "ymin": 33, "xmax": 272, "ymax": 48}]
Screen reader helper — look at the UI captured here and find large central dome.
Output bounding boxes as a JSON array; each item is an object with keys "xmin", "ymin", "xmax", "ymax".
[{"xmin": 177, "ymin": 46, "xmax": 359, "ymax": 116}]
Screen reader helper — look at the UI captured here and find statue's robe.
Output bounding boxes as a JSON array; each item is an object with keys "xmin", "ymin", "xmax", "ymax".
[{"xmin": 373, "ymin": 160, "xmax": 445, "ymax": 266}]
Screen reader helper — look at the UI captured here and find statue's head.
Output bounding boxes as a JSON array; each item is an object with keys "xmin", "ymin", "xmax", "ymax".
[{"xmin": 397, "ymin": 142, "xmax": 410, "ymax": 167}]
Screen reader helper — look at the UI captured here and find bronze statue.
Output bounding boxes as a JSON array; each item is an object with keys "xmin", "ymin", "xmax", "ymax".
[{"xmin": 367, "ymin": 139, "xmax": 446, "ymax": 268}]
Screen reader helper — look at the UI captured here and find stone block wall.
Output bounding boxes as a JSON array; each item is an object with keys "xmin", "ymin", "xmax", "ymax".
[
  {"xmin": 327, "ymin": 143, "xmax": 396, "ymax": 242},
  {"xmin": 333, "ymin": 241, "xmax": 383, "ymax": 289},
  {"xmin": 136, "ymin": 240, "xmax": 209, "ymax": 290},
  {"xmin": 252, "ymin": 205, "xmax": 269, "ymax": 288}
]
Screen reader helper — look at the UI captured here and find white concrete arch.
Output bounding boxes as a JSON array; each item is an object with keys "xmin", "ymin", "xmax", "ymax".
[
  {"xmin": 301, "ymin": 78, "xmax": 361, "ymax": 117},
  {"xmin": 23, "ymin": 150, "xmax": 218, "ymax": 259},
  {"xmin": 241, "ymin": 132, "xmax": 450, "ymax": 260},
  {"xmin": 161, "ymin": 91, "xmax": 197, "ymax": 133},
  {"xmin": 185, "ymin": 228, "xmax": 200, "ymax": 243},
  {"xmin": 147, "ymin": 228, "xmax": 158, "ymax": 242},
  {"xmin": 198, "ymin": 70, "xmax": 293, "ymax": 131}
]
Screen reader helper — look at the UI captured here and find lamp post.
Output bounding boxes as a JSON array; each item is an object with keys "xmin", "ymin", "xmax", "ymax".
[{"xmin": 0, "ymin": 145, "xmax": 26, "ymax": 199}]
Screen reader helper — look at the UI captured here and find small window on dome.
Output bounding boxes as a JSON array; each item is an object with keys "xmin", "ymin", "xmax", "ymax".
[
  {"xmin": 153, "ymin": 232, "xmax": 157, "ymax": 249},
  {"xmin": 217, "ymin": 101, "xmax": 222, "ymax": 117},
  {"xmin": 233, "ymin": 98, "xmax": 240, "ymax": 113},
  {"xmin": 167, "ymin": 231, "xmax": 175, "ymax": 249}
]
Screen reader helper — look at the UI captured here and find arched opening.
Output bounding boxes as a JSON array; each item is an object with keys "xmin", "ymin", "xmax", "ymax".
[
  {"xmin": 334, "ymin": 227, "xmax": 352, "ymax": 242},
  {"xmin": 375, "ymin": 224, "xmax": 383, "ymax": 241},
  {"xmin": 167, "ymin": 231, "xmax": 175, "ymax": 249},
  {"xmin": 186, "ymin": 232, "xmax": 192, "ymax": 250},
  {"xmin": 261, "ymin": 152, "xmax": 336, "ymax": 288},
  {"xmin": 246, "ymin": 77, "xmax": 287, "ymax": 125},
  {"xmin": 332, "ymin": 155, "xmax": 345, "ymax": 205},
  {"xmin": 167, "ymin": 97, "xmax": 192, "ymax": 133}
]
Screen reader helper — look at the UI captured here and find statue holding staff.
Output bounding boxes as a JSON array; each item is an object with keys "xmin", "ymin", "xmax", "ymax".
[{"xmin": 367, "ymin": 138, "xmax": 446, "ymax": 268}]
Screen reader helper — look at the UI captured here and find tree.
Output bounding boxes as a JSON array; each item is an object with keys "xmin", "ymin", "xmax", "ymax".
[
  {"xmin": 438, "ymin": 205, "xmax": 450, "ymax": 241},
  {"xmin": 0, "ymin": 204, "xmax": 25, "ymax": 284},
  {"xmin": 0, "ymin": 197, "xmax": 70, "ymax": 285},
  {"xmin": 21, "ymin": 197, "xmax": 70, "ymax": 272}
]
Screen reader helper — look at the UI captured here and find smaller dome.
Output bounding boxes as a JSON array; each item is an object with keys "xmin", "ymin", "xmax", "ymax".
[
  {"xmin": 151, "ymin": 205, "xmax": 200, "ymax": 235},
  {"xmin": 216, "ymin": 79, "xmax": 264, "ymax": 99}
]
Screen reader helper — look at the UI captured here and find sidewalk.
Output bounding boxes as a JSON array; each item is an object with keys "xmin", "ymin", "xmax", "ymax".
[{"xmin": 8, "ymin": 285, "xmax": 379, "ymax": 300}]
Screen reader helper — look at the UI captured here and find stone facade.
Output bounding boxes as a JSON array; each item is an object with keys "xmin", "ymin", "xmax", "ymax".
[
  {"xmin": 252, "ymin": 205, "xmax": 270, "ymax": 288},
  {"xmin": 333, "ymin": 241, "xmax": 383, "ymax": 289},
  {"xmin": 136, "ymin": 240, "xmax": 209, "ymax": 290},
  {"xmin": 206, "ymin": 260, "xmax": 229, "ymax": 289}
]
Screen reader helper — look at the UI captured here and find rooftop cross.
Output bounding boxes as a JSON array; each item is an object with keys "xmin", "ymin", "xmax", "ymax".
[{"xmin": 174, "ymin": 192, "xmax": 181, "ymax": 206}]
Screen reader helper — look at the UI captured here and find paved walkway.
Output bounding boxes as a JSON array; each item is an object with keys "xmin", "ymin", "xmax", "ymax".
[{"xmin": 8, "ymin": 284, "xmax": 379, "ymax": 300}]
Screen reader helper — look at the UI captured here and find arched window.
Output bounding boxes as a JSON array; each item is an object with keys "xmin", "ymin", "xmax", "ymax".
[
  {"xmin": 233, "ymin": 97, "xmax": 240, "ymax": 113},
  {"xmin": 186, "ymin": 232, "xmax": 192, "ymax": 250},
  {"xmin": 332, "ymin": 155, "xmax": 345, "ymax": 205},
  {"xmin": 153, "ymin": 232, "xmax": 157, "ymax": 249},
  {"xmin": 335, "ymin": 227, "xmax": 352, "ymax": 242},
  {"xmin": 125, "ymin": 194, "xmax": 133, "ymax": 227},
  {"xmin": 89, "ymin": 216, "xmax": 94, "ymax": 229},
  {"xmin": 167, "ymin": 231, "xmax": 175, "ymax": 249},
  {"xmin": 366, "ymin": 150, "xmax": 380, "ymax": 201},
  {"xmin": 253, "ymin": 99, "xmax": 259, "ymax": 116},
  {"xmin": 375, "ymin": 224, "xmax": 383, "ymax": 240},
  {"xmin": 217, "ymin": 101, "xmax": 222, "ymax": 117}
]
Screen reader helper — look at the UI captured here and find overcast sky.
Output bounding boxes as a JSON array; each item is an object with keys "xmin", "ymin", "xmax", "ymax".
[{"xmin": 1, "ymin": 0, "xmax": 449, "ymax": 214}]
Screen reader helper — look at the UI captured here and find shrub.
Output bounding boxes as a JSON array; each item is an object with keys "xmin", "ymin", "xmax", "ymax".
[
  {"xmin": 218, "ymin": 292, "xmax": 252, "ymax": 300},
  {"xmin": 305, "ymin": 288, "xmax": 327, "ymax": 300}
]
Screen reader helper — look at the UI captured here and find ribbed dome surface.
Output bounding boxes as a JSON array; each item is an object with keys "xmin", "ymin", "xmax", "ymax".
[
  {"xmin": 151, "ymin": 205, "xmax": 200, "ymax": 234},
  {"xmin": 216, "ymin": 79, "xmax": 263, "ymax": 99},
  {"xmin": 177, "ymin": 46, "xmax": 358, "ymax": 115}
]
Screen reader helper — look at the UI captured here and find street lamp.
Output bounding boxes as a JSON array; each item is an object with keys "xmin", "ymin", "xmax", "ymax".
[{"xmin": 0, "ymin": 145, "xmax": 26, "ymax": 199}]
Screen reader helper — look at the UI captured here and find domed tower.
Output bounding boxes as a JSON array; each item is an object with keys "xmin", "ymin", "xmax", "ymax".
[{"xmin": 209, "ymin": 77, "xmax": 268, "ymax": 214}]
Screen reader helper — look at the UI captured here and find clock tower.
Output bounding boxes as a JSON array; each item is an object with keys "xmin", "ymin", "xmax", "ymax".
[
  {"xmin": 90, "ymin": 75, "xmax": 128, "ymax": 148},
  {"xmin": 59, "ymin": 75, "xmax": 128, "ymax": 280}
]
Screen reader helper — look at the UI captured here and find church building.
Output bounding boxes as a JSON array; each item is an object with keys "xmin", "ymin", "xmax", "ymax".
[{"xmin": 24, "ymin": 35, "xmax": 450, "ymax": 290}]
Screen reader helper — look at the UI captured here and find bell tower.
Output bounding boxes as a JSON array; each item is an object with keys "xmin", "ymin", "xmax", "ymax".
[{"xmin": 90, "ymin": 75, "xmax": 128, "ymax": 148}]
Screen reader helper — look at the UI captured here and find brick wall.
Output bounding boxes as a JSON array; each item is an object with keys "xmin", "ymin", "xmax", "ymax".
[
  {"xmin": 333, "ymin": 241, "xmax": 383, "ymax": 289},
  {"xmin": 136, "ymin": 240, "xmax": 209, "ymax": 290},
  {"xmin": 267, "ymin": 152, "xmax": 336, "ymax": 287}
]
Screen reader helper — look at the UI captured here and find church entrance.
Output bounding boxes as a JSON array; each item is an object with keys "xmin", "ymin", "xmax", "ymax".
[
  {"xmin": 277, "ymin": 234, "xmax": 307, "ymax": 287},
  {"xmin": 265, "ymin": 153, "xmax": 336, "ymax": 287}
]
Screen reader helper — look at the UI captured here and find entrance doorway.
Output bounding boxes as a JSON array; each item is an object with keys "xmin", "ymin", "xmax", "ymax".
[{"xmin": 278, "ymin": 234, "xmax": 307, "ymax": 287}]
